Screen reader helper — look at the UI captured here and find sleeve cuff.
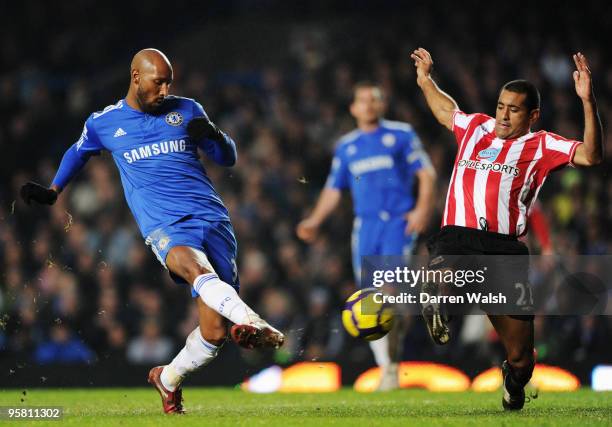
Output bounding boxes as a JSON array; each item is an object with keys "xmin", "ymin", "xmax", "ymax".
[
  {"xmin": 451, "ymin": 110, "xmax": 459, "ymax": 132},
  {"xmin": 567, "ymin": 141, "xmax": 582, "ymax": 168}
]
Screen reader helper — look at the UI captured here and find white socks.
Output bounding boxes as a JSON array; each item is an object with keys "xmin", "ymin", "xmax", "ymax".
[
  {"xmin": 161, "ymin": 328, "xmax": 220, "ymax": 391},
  {"xmin": 160, "ymin": 273, "xmax": 259, "ymax": 391},
  {"xmin": 369, "ymin": 335, "xmax": 391, "ymax": 367},
  {"xmin": 193, "ymin": 273, "xmax": 257, "ymax": 325}
]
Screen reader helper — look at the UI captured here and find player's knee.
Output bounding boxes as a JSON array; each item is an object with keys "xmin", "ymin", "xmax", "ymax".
[
  {"xmin": 185, "ymin": 264, "xmax": 213, "ymax": 284},
  {"xmin": 172, "ymin": 260, "xmax": 213, "ymax": 285},
  {"xmin": 167, "ymin": 247, "xmax": 214, "ymax": 284}
]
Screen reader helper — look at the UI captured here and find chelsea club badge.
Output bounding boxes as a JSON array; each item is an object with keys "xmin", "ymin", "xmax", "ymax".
[{"xmin": 165, "ymin": 111, "xmax": 183, "ymax": 126}]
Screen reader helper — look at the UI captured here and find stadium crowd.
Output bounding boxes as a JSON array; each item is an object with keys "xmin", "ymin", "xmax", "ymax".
[{"xmin": 1, "ymin": 1, "xmax": 610, "ymax": 379}]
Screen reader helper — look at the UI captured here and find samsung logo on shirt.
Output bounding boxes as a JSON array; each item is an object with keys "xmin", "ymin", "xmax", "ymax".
[
  {"xmin": 349, "ymin": 155, "xmax": 394, "ymax": 175},
  {"xmin": 123, "ymin": 139, "xmax": 186, "ymax": 164}
]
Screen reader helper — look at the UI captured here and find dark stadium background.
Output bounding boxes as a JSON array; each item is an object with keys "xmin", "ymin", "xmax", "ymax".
[{"xmin": 1, "ymin": 0, "xmax": 610, "ymax": 387}]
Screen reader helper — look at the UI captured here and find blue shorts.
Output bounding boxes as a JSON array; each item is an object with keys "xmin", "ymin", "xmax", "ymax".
[
  {"xmin": 145, "ymin": 217, "xmax": 239, "ymax": 297},
  {"xmin": 351, "ymin": 215, "xmax": 416, "ymax": 287}
]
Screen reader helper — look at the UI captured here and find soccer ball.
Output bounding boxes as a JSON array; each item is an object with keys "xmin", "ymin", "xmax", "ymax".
[{"xmin": 342, "ymin": 288, "xmax": 394, "ymax": 341}]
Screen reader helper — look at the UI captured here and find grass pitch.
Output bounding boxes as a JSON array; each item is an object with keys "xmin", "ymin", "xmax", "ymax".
[{"xmin": 0, "ymin": 387, "xmax": 609, "ymax": 426}]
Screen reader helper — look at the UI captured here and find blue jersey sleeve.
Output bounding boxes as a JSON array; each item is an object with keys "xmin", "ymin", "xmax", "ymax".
[
  {"xmin": 75, "ymin": 115, "xmax": 105, "ymax": 155},
  {"xmin": 192, "ymin": 101, "xmax": 237, "ymax": 167},
  {"xmin": 51, "ymin": 116, "xmax": 103, "ymax": 190},
  {"xmin": 403, "ymin": 132, "xmax": 432, "ymax": 173},
  {"xmin": 325, "ymin": 146, "xmax": 350, "ymax": 190}
]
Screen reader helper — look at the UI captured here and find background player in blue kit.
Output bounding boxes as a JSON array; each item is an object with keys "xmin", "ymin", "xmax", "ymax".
[
  {"xmin": 20, "ymin": 48, "xmax": 284, "ymax": 414},
  {"xmin": 296, "ymin": 82, "xmax": 436, "ymax": 390}
]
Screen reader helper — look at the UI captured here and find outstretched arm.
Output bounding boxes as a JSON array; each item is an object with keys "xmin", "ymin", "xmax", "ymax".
[
  {"xmin": 296, "ymin": 188, "xmax": 342, "ymax": 243},
  {"xmin": 51, "ymin": 144, "xmax": 92, "ymax": 192},
  {"xmin": 411, "ymin": 48, "xmax": 459, "ymax": 131},
  {"xmin": 22, "ymin": 116, "xmax": 103, "ymax": 205},
  {"xmin": 570, "ymin": 52, "xmax": 604, "ymax": 167},
  {"xmin": 21, "ymin": 143, "xmax": 91, "ymax": 205}
]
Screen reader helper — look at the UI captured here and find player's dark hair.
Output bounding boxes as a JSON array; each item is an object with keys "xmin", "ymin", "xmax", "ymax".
[
  {"xmin": 501, "ymin": 80, "xmax": 541, "ymax": 112},
  {"xmin": 352, "ymin": 81, "xmax": 384, "ymax": 102}
]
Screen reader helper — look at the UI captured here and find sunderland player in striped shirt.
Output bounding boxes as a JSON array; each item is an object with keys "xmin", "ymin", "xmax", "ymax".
[
  {"xmin": 411, "ymin": 48, "xmax": 603, "ymax": 410},
  {"xmin": 20, "ymin": 49, "xmax": 284, "ymax": 414},
  {"xmin": 297, "ymin": 82, "xmax": 436, "ymax": 390}
]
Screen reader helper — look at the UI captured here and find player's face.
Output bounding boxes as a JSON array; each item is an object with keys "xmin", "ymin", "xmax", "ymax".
[
  {"xmin": 350, "ymin": 87, "xmax": 384, "ymax": 126},
  {"xmin": 494, "ymin": 90, "xmax": 539, "ymax": 139},
  {"xmin": 135, "ymin": 65, "xmax": 173, "ymax": 113}
]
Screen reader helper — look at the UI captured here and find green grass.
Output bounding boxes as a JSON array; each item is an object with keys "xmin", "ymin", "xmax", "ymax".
[{"xmin": 0, "ymin": 388, "xmax": 609, "ymax": 426}]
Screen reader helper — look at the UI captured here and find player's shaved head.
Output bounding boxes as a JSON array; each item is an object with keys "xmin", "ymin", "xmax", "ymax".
[
  {"xmin": 126, "ymin": 48, "xmax": 174, "ymax": 113},
  {"xmin": 130, "ymin": 48, "xmax": 172, "ymax": 75}
]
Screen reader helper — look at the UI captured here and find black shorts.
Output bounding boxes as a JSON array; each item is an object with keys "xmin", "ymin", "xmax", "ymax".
[{"xmin": 427, "ymin": 226, "xmax": 534, "ymax": 320}]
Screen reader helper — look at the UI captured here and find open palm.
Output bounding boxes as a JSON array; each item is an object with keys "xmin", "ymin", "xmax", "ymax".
[
  {"xmin": 411, "ymin": 47, "xmax": 434, "ymax": 80},
  {"xmin": 573, "ymin": 52, "xmax": 593, "ymax": 101}
]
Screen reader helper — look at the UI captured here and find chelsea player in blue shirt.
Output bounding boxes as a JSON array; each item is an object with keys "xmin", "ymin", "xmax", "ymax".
[
  {"xmin": 297, "ymin": 82, "xmax": 436, "ymax": 390},
  {"xmin": 20, "ymin": 49, "xmax": 284, "ymax": 414}
]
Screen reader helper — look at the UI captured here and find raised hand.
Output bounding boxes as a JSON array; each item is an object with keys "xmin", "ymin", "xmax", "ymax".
[
  {"xmin": 411, "ymin": 47, "xmax": 434, "ymax": 80},
  {"xmin": 572, "ymin": 52, "xmax": 594, "ymax": 102}
]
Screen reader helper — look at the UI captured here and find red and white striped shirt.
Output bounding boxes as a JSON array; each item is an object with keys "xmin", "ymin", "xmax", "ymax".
[{"xmin": 443, "ymin": 111, "xmax": 582, "ymax": 236}]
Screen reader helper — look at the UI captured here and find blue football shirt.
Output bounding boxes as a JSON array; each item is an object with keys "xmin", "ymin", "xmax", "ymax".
[
  {"xmin": 70, "ymin": 96, "xmax": 232, "ymax": 237},
  {"xmin": 325, "ymin": 120, "xmax": 431, "ymax": 218}
]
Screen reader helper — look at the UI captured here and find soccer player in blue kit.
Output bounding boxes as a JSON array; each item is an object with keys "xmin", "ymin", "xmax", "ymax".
[
  {"xmin": 297, "ymin": 82, "xmax": 436, "ymax": 390},
  {"xmin": 20, "ymin": 49, "xmax": 284, "ymax": 414}
]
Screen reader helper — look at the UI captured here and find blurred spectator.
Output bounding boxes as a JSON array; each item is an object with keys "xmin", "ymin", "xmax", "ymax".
[
  {"xmin": 102, "ymin": 323, "xmax": 128, "ymax": 362},
  {"xmin": 34, "ymin": 323, "xmax": 95, "ymax": 365},
  {"xmin": 301, "ymin": 287, "xmax": 344, "ymax": 361},
  {"xmin": 126, "ymin": 319, "xmax": 173, "ymax": 365}
]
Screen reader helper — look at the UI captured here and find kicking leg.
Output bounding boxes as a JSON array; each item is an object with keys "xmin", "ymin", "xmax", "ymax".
[
  {"xmin": 166, "ymin": 246, "xmax": 284, "ymax": 349},
  {"xmin": 488, "ymin": 314, "xmax": 535, "ymax": 410}
]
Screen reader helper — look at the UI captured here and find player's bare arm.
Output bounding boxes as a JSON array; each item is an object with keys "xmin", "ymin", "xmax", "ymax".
[
  {"xmin": 296, "ymin": 188, "xmax": 342, "ymax": 243},
  {"xmin": 405, "ymin": 166, "xmax": 436, "ymax": 234},
  {"xmin": 411, "ymin": 48, "xmax": 459, "ymax": 131},
  {"xmin": 570, "ymin": 52, "xmax": 604, "ymax": 167}
]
